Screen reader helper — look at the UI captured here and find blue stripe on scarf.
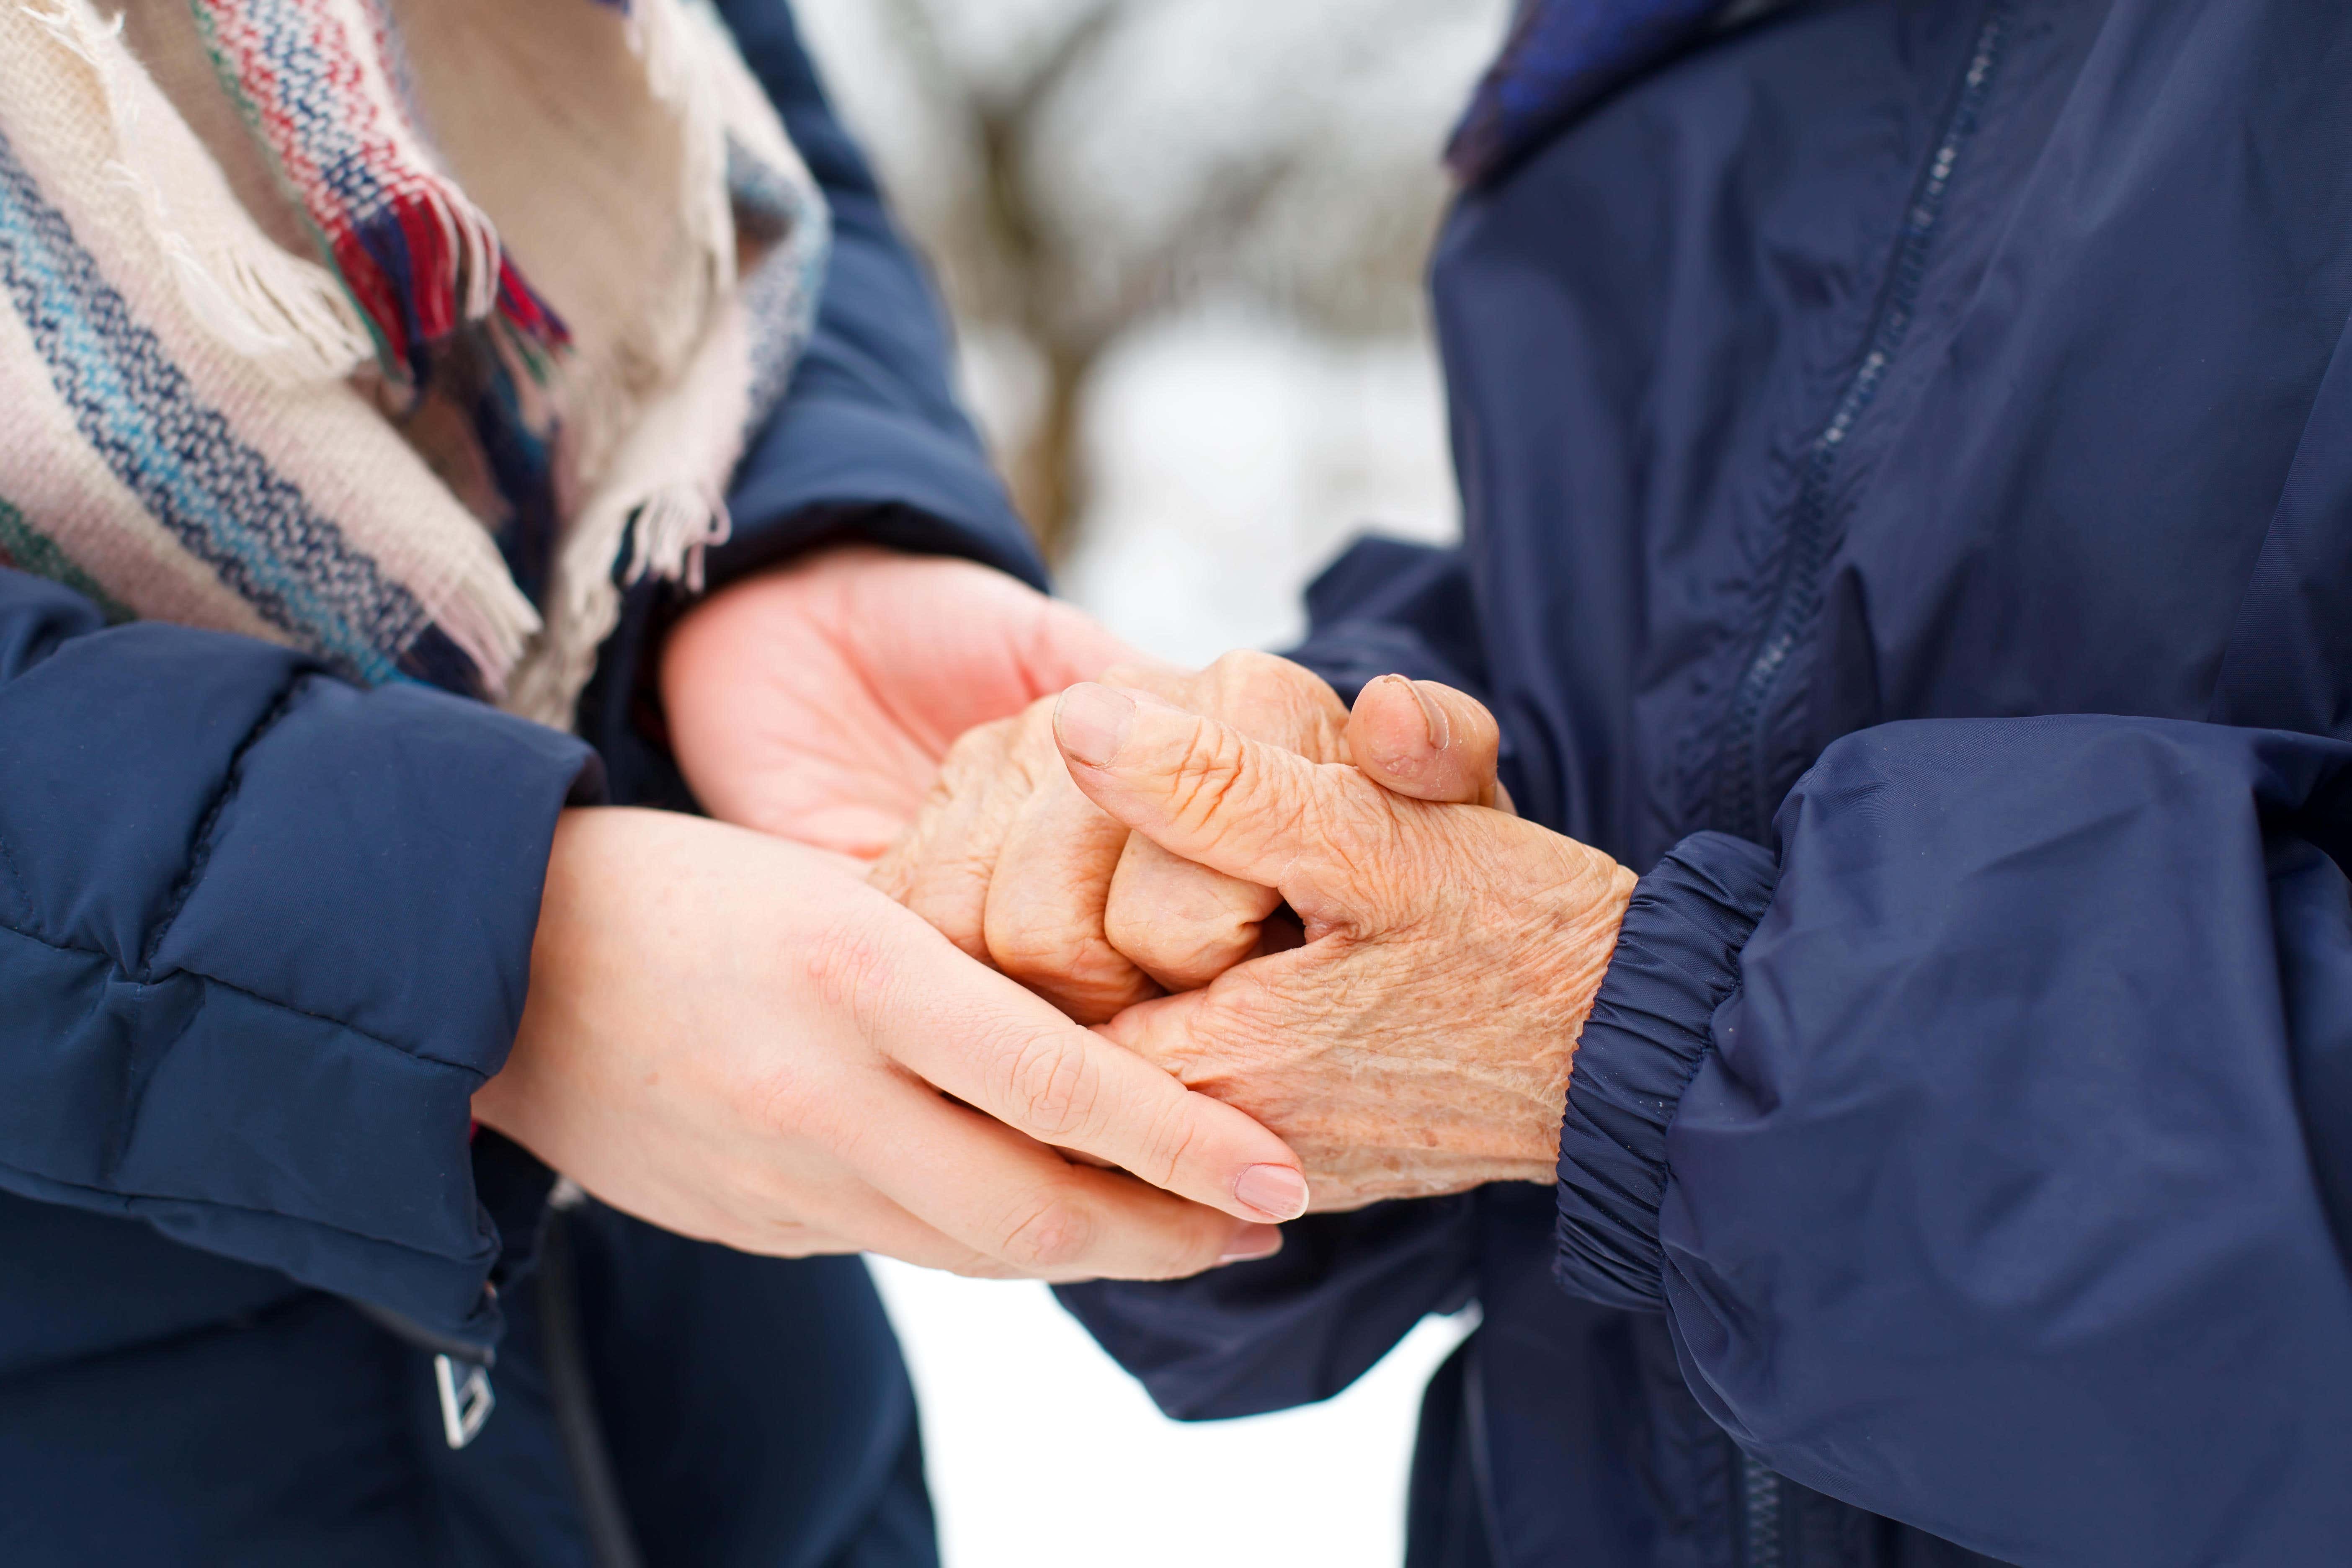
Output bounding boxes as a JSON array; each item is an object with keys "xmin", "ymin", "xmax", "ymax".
[
  {"xmin": 0, "ymin": 127, "xmax": 429, "ymax": 685},
  {"xmin": 1448, "ymin": 0, "xmax": 1734, "ymax": 185}
]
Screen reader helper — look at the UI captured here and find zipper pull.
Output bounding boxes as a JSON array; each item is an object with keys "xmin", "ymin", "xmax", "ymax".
[{"xmin": 434, "ymin": 1353, "xmax": 496, "ymax": 1449}]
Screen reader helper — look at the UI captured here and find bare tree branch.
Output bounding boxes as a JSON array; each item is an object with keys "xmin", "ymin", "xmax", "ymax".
[{"xmin": 833, "ymin": 0, "xmax": 1496, "ymax": 558}]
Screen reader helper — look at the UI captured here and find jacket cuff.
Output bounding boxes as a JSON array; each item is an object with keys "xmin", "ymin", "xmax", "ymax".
[
  {"xmin": 1554, "ymin": 831, "xmax": 1779, "ymax": 1311},
  {"xmin": 143, "ymin": 676, "xmax": 597, "ymax": 1344},
  {"xmin": 0, "ymin": 618, "xmax": 599, "ymax": 1350}
]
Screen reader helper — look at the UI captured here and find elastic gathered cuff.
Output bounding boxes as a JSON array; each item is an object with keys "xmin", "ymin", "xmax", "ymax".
[{"xmin": 1554, "ymin": 831, "xmax": 1779, "ymax": 1311}]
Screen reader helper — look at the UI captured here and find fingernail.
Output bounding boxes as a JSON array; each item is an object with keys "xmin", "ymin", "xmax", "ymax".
[
  {"xmin": 1408, "ymin": 679, "xmax": 1450, "ymax": 751},
  {"xmin": 1234, "ymin": 1163, "xmax": 1310, "ymax": 1222},
  {"xmin": 1218, "ymin": 1224, "xmax": 1284, "ymax": 1265},
  {"xmin": 1055, "ymin": 683, "xmax": 1135, "ymax": 768}
]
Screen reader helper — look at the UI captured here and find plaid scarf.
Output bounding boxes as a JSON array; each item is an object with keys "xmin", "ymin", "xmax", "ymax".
[
  {"xmin": 1448, "ymin": 0, "xmax": 1739, "ymax": 185},
  {"xmin": 0, "ymin": 0, "xmax": 829, "ymax": 727}
]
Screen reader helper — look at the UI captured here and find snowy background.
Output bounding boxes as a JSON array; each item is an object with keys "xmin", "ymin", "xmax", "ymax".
[{"xmin": 789, "ymin": 2, "xmax": 1510, "ymax": 1563}]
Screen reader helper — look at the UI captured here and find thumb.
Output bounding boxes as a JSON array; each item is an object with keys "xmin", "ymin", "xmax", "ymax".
[
  {"xmin": 1347, "ymin": 675, "xmax": 1513, "ymax": 812},
  {"xmin": 1054, "ymin": 682, "xmax": 1388, "ymax": 924}
]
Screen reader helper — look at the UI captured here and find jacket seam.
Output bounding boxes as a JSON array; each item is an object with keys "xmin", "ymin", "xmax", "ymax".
[
  {"xmin": 137, "ymin": 672, "xmax": 307, "ymax": 977},
  {"xmin": 0, "ymin": 1153, "xmax": 500, "ymax": 1277},
  {"xmin": 0, "ymin": 917, "xmax": 489, "ymax": 1079}
]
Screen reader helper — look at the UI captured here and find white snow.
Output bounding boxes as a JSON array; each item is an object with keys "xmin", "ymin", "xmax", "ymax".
[{"xmin": 872, "ymin": 1260, "xmax": 1476, "ymax": 1568}]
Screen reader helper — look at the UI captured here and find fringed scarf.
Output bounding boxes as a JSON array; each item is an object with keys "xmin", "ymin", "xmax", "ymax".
[{"xmin": 0, "ymin": 0, "xmax": 830, "ymax": 727}]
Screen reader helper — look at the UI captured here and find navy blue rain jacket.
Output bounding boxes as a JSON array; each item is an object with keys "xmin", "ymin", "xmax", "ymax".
[
  {"xmin": 1062, "ymin": 3, "xmax": 2352, "ymax": 1565},
  {"xmin": 0, "ymin": 5, "xmax": 1039, "ymax": 1563}
]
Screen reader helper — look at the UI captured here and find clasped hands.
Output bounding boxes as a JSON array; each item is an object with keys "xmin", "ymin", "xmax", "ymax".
[
  {"xmin": 477, "ymin": 547, "xmax": 1633, "ymax": 1285},
  {"xmin": 871, "ymin": 645, "xmax": 1638, "ymax": 1215}
]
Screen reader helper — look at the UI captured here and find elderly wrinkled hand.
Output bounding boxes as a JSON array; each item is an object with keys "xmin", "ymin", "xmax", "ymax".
[
  {"xmin": 870, "ymin": 652, "xmax": 1511, "ymax": 1023},
  {"xmin": 1051, "ymin": 680, "xmax": 1634, "ymax": 1211}
]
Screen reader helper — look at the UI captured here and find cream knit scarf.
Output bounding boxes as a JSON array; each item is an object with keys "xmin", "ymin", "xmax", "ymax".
[{"xmin": 0, "ymin": 0, "xmax": 830, "ymax": 726}]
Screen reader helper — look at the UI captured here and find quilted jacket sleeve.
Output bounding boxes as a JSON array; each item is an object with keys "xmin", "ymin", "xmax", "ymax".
[{"xmin": 0, "ymin": 568, "xmax": 596, "ymax": 1350}]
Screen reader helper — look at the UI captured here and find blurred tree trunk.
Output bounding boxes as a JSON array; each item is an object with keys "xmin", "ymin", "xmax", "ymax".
[
  {"xmin": 1010, "ymin": 345, "xmax": 1095, "ymax": 558},
  {"xmin": 969, "ymin": 85, "xmax": 1116, "ymax": 558},
  {"xmin": 866, "ymin": 0, "xmax": 1465, "ymax": 561},
  {"xmin": 882, "ymin": 0, "xmax": 1133, "ymax": 560}
]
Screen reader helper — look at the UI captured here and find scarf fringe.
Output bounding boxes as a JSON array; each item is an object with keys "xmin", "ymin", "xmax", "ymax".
[
  {"xmin": 624, "ymin": 0, "xmax": 738, "ymax": 315},
  {"xmin": 341, "ymin": 179, "xmax": 577, "ymax": 384},
  {"xmin": 627, "ymin": 484, "xmax": 731, "ymax": 595},
  {"xmin": 428, "ymin": 566, "xmax": 543, "ymax": 699},
  {"xmin": 503, "ymin": 479, "xmax": 729, "ymax": 728},
  {"xmin": 29, "ymin": 0, "xmax": 375, "ymax": 384},
  {"xmin": 189, "ymin": 0, "xmax": 573, "ymax": 387}
]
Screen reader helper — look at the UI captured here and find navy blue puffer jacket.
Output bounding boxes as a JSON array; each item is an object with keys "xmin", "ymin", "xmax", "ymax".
[
  {"xmin": 0, "ymin": 5, "xmax": 1039, "ymax": 1563},
  {"xmin": 1062, "ymin": 3, "xmax": 2352, "ymax": 1565}
]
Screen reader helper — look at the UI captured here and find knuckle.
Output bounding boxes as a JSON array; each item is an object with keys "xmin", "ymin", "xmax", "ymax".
[
  {"xmin": 996, "ymin": 1030, "xmax": 1102, "ymax": 1140},
  {"xmin": 801, "ymin": 916, "xmax": 896, "ymax": 1038},
  {"xmin": 1164, "ymin": 721, "xmax": 1256, "ymax": 837},
  {"xmin": 1106, "ymin": 902, "xmax": 1251, "ymax": 980},
  {"xmin": 993, "ymin": 942, "xmax": 1148, "ymax": 1026},
  {"xmin": 986, "ymin": 872, "xmax": 1135, "ymax": 974},
  {"xmin": 1209, "ymin": 648, "xmax": 1290, "ymax": 687},
  {"xmin": 997, "ymin": 1194, "xmax": 1095, "ymax": 1271},
  {"xmin": 1211, "ymin": 651, "xmax": 1344, "ymax": 735},
  {"xmin": 936, "ymin": 720, "xmax": 1011, "ymax": 788},
  {"xmin": 986, "ymin": 894, "xmax": 1099, "ymax": 975},
  {"xmin": 1147, "ymin": 1101, "xmax": 1205, "ymax": 1191}
]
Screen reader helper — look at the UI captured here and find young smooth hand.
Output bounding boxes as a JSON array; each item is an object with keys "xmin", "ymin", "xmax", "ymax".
[
  {"xmin": 474, "ymin": 807, "xmax": 1311, "ymax": 1278},
  {"xmin": 1049, "ymin": 681, "xmax": 1633, "ymax": 1211},
  {"xmin": 661, "ymin": 544, "xmax": 1140, "ymax": 859}
]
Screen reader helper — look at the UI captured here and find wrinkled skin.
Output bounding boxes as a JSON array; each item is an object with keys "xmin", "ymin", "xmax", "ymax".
[
  {"xmin": 870, "ymin": 654, "xmax": 1513, "ymax": 1023},
  {"xmin": 871, "ymin": 651, "xmax": 1354, "ymax": 1020},
  {"xmin": 1053, "ymin": 681, "xmax": 1634, "ymax": 1212}
]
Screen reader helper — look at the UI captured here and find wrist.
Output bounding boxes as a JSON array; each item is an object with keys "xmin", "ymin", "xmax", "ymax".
[
  {"xmin": 1505, "ymin": 849, "xmax": 1638, "ymax": 1179},
  {"xmin": 475, "ymin": 806, "xmax": 611, "ymax": 1138}
]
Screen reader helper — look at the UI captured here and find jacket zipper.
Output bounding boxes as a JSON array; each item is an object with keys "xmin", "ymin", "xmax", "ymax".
[
  {"xmin": 1741, "ymin": 1450, "xmax": 1786, "ymax": 1568},
  {"xmin": 1718, "ymin": 9, "xmax": 2017, "ymax": 1563},
  {"xmin": 1706, "ymin": 0, "xmax": 2017, "ymax": 843}
]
